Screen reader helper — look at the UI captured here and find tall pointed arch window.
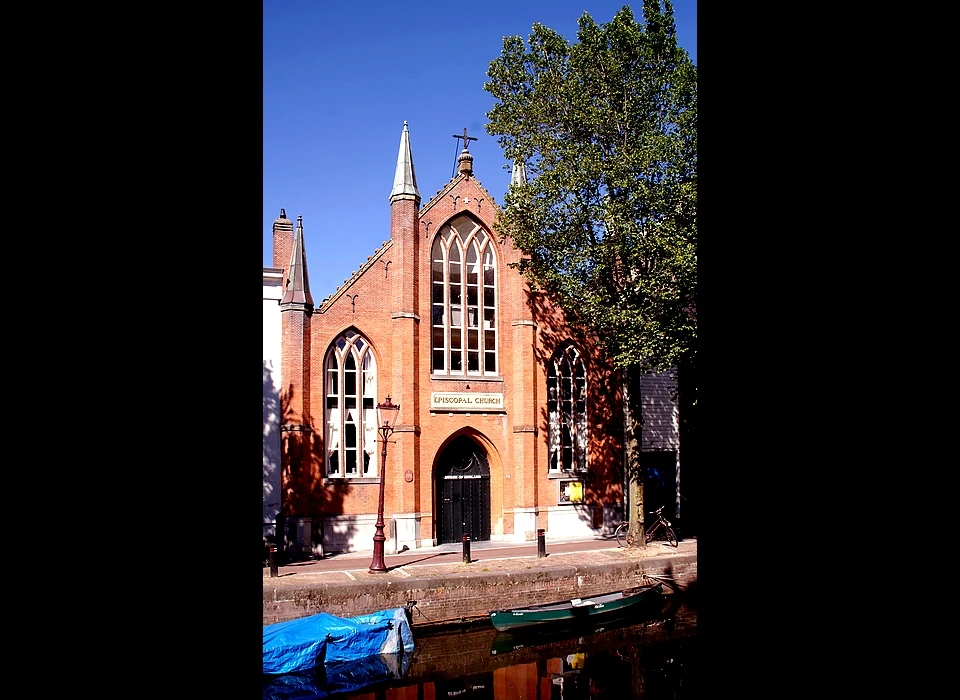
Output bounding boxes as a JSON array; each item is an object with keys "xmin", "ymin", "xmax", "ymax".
[
  {"xmin": 324, "ymin": 330, "xmax": 378, "ymax": 478},
  {"xmin": 547, "ymin": 344, "xmax": 587, "ymax": 473},
  {"xmin": 431, "ymin": 213, "xmax": 498, "ymax": 376}
]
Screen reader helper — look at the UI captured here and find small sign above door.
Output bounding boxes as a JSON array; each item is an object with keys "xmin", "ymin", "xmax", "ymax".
[{"xmin": 430, "ymin": 392, "xmax": 504, "ymax": 411}]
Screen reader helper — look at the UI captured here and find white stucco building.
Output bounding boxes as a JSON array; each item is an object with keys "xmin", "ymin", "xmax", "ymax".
[{"xmin": 263, "ymin": 266, "xmax": 284, "ymax": 542}]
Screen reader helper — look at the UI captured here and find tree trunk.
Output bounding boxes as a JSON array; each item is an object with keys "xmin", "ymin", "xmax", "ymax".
[{"xmin": 621, "ymin": 365, "xmax": 646, "ymax": 546}]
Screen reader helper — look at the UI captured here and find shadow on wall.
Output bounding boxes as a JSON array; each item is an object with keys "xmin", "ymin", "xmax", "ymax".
[
  {"xmin": 524, "ymin": 286, "xmax": 697, "ymax": 540},
  {"xmin": 269, "ymin": 376, "xmax": 358, "ymax": 563},
  {"xmin": 528, "ymin": 287, "xmax": 626, "ymax": 532}
]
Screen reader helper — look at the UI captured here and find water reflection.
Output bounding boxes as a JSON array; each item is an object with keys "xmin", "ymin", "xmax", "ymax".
[
  {"xmin": 264, "ymin": 588, "xmax": 697, "ymax": 700},
  {"xmin": 263, "ymin": 652, "xmax": 412, "ymax": 699}
]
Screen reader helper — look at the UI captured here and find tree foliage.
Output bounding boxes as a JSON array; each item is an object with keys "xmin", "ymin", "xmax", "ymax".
[{"xmin": 484, "ymin": 0, "xmax": 697, "ymax": 382}]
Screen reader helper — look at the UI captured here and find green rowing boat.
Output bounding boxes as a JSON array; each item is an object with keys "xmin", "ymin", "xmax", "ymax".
[{"xmin": 488, "ymin": 583, "xmax": 664, "ymax": 632}]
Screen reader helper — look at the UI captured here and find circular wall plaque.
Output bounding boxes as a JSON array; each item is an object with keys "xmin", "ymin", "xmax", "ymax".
[{"xmin": 404, "ymin": 470, "xmax": 414, "ymax": 483}]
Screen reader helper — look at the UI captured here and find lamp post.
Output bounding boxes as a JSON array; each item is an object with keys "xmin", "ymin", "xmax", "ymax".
[{"xmin": 369, "ymin": 396, "xmax": 400, "ymax": 573}]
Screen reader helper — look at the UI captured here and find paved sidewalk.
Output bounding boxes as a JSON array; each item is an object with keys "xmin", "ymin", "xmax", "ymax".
[{"xmin": 263, "ymin": 535, "xmax": 697, "ymax": 588}]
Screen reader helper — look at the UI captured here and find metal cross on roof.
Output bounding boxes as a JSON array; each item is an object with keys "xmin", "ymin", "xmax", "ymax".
[{"xmin": 452, "ymin": 127, "xmax": 478, "ymax": 151}]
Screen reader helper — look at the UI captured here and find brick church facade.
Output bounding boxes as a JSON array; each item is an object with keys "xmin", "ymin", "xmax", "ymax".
[{"xmin": 269, "ymin": 122, "xmax": 679, "ymax": 559}]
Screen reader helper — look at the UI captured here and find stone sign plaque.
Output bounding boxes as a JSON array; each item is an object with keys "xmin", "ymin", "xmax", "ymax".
[{"xmin": 430, "ymin": 392, "xmax": 504, "ymax": 411}]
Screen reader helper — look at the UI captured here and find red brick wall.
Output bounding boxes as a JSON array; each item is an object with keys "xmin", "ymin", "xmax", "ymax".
[
  {"xmin": 273, "ymin": 215, "xmax": 293, "ymax": 283},
  {"xmin": 277, "ymin": 165, "xmax": 625, "ymax": 538}
]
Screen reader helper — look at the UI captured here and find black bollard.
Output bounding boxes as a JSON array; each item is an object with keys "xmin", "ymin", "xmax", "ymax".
[
  {"xmin": 462, "ymin": 533, "xmax": 471, "ymax": 563},
  {"xmin": 269, "ymin": 545, "xmax": 278, "ymax": 577},
  {"xmin": 537, "ymin": 528, "xmax": 546, "ymax": 557}
]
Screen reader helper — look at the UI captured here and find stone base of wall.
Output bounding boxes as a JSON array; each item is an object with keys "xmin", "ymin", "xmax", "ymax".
[{"xmin": 263, "ymin": 553, "xmax": 696, "ymax": 628}]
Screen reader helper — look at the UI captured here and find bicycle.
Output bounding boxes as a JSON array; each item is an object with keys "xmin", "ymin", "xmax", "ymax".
[{"xmin": 615, "ymin": 504, "xmax": 679, "ymax": 547}]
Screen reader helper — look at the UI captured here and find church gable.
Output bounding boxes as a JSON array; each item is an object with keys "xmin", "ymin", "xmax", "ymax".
[{"xmin": 419, "ymin": 175, "xmax": 499, "ymax": 241}]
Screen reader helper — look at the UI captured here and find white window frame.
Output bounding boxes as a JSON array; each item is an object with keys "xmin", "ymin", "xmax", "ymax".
[
  {"xmin": 324, "ymin": 330, "xmax": 378, "ymax": 478},
  {"xmin": 547, "ymin": 343, "xmax": 588, "ymax": 474},
  {"xmin": 431, "ymin": 214, "xmax": 498, "ymax": 376}
]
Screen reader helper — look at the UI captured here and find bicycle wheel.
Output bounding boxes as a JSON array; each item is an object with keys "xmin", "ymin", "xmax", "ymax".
[
  {"xmin": 615, "ymin": 523, "xmax": 629, "ymax": 547},
  {"xmin": 663, "ymin": 525, "xmax": 678, "ymax": 547},
  {"xmin": 645, "ymin": 522, "xmax": 679, "ymax": 547}
]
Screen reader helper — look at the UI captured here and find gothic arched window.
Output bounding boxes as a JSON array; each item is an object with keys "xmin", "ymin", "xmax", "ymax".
[
  {"xmin": 324, "ymin": 330, "xmax": 378, "ymax": 478},
  {"xmin": 547, "ymin": 344, "xmax": 587, "ymax": 473},
  {"xmin": 431, "ymin": 214, "xmax": 498, "ymax": 376}
]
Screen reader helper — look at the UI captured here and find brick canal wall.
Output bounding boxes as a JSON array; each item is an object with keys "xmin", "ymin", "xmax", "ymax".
[{"xmin": 263, "ymin": 552, "xmax": 696, "ymax": 628}]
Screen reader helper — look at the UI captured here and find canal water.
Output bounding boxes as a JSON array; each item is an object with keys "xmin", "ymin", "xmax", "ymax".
[{"xmin": 263, "ymin": 585, "xmax": 698, "ymax": 699}]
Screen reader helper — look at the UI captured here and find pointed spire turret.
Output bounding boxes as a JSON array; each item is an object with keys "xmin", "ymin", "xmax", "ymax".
[
  {"xmin": 389, "ymin": 121, "xmax": 421, "ymax": 204},
  {"xmin": 511, "ymin": 160, "xmax": 527, "ymax": 186},
  {"xmin": 280, "ymin": 214, "xmax": 314, "ymax": 311}
]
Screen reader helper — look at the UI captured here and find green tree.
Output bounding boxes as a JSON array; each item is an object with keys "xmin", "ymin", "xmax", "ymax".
[{"xmin": 484, "ymin": 1, "xmax": 696, "ymax": 545}]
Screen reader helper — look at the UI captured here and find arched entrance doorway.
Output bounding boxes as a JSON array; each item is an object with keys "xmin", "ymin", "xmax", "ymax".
[{"xmin": 436, "ymin": 435, "xmax": 491, "ymax": 544}]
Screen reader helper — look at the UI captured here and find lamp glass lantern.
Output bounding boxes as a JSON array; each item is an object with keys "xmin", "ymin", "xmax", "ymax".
[{"xmin": 377, "ymin": 397, "xmax": 400, "ymax": 433}]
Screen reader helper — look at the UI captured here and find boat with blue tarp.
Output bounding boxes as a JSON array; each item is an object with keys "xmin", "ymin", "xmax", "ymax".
[{"xmin": 263, "ymin": 607, "xmax": 415, "ymax": 676}]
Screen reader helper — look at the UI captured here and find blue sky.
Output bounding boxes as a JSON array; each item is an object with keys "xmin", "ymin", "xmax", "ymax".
[{"xmin": 264, "ymin": 0, "xmax": 697, "ymax": 299}]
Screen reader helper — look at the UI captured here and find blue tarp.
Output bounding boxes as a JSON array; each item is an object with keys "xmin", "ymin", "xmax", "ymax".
[{"xmin": 263, "ymin": 608, "xmax": 415, "ymax": 675}]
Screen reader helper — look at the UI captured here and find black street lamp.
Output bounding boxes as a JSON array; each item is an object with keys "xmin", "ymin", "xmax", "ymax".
[{"xmin": 369, "ymin": 396, "xmax": 400, "ymax": 573}]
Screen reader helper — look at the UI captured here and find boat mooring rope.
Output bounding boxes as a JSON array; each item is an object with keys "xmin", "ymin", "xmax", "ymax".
[
  {"xmin": 642, "ymin": 572, "xmax": 686, "ymax": 591},
  {"xmin": 407, "ymin": 600, "xmax": 487, "ymax": 627}
]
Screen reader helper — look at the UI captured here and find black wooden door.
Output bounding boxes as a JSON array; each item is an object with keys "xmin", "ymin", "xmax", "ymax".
[{"xmin": 437, "ymin": 436, "xmax": 490, "ymax": 544}]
